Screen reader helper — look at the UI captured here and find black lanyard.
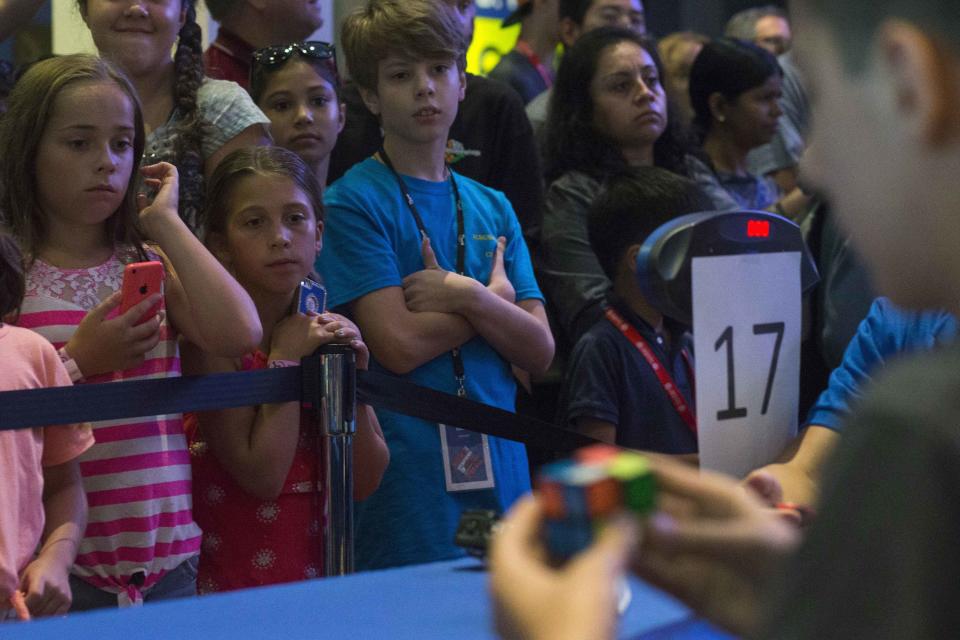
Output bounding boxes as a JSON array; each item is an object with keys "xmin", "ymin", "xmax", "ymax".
[{"xmin": 378, "ymin": 147, "xmax": 468, "ymax": 397}]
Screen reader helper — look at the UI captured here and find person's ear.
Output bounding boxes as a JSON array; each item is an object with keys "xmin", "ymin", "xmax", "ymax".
[
  {"xmin": 458, "ymin": 69, "xmax": 467, "ymax": 102},
  {"xmin": 877, "ymin": 19, "xmax": 960, "ymax": 146},
  {"xmin": 707, "ymin": 92, "xmax": 729, "ymax": 125},
  {"xmin": 358, "ymin": 86, "xmax": 381, "ymax": 117},
  {"xmin": 315, "ymin": 220, "xmax": 323, "ymax": 256},
  {"xmin": 336, "ymin": 102, "xmax": 346, "ymax": 134},
  {"xmin": 559, "ymin": 17, "xmax": 581, "ymax": 48},
  {"xmin": 625, "ymin": 244, "xmax": 642, "ymax": 274}
]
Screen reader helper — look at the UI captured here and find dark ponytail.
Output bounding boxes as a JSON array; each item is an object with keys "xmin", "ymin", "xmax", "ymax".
[{"xmin": 170, "ymin": 0, "xmax": 207, "ymax": 230}]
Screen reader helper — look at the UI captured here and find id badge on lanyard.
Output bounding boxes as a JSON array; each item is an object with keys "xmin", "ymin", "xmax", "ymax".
[
  {"xmin": 439, "ymin": 425, "xmax": 495, "ymax": 491},
  {"xmin": 378, "ymin": 147, "xmax": 497, "ymax": 493}
]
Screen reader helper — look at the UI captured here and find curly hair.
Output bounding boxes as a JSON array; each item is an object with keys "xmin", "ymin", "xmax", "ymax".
[
  {"xmin": 543, "ymin": 27, "xmax": 696, "ymax": 183},
  {"xmin": 0, "ymin": 54, "xmax": 148, "ymax": 264}
]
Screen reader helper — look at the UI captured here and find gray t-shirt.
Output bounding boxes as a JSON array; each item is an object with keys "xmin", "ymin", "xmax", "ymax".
[
  {"xmin": 762, "ymin": 343, "xmax": 960, "ymax": 638},
  {"xmin": 144, "ymin": 78, "xmax": 269, "ymax": 232}
]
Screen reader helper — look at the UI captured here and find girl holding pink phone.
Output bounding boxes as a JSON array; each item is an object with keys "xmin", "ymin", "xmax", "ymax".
[
  {"xmin": 0, "ymin": 55, "xmax": 261, "ymax": 609},
  {"xmin": 182, "ymin": 145, "xmax": 388, "ymax": 593}
]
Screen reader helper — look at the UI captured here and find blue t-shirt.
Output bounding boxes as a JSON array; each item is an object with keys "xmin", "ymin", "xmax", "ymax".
[
  {"xmin": 317, "ymin": 158, "xmax": 543, "ymax": 569},
  {"xmin": 806, "ymin": 297, "xmax": 957, "ymax": 431},
  {"xmin": 561, "ymin": 298, "xmax": 697, "ymax": 454}
]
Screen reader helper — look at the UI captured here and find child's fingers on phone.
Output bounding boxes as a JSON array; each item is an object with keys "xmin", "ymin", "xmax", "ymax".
[
  {"xmin": 131, "ymin": 332, "xmax": 162, "ymax": 356},
  {"xmin": 126, "ymin": 314, "xmax": 162, "ymax": 341},
  {"xmin": 120, "ymin": 294, "xmax": 163, "ymax": 324},
  {"xmin": 88, "ymin": 291, "xmax": 123, "ymax": 320}
]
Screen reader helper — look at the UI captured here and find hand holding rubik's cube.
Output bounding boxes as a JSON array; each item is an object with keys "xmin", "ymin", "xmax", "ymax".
[{"xmin": 537, "ymin": 445, "xmax": 657, "ymax": 562}]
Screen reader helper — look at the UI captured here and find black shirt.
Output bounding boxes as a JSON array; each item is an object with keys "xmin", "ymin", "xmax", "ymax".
[
  {"xmin": 328, "ymin": 74, "xmax": 544, "ymax": 244},
  {"xmin": 487, "ymin": 50, "xmax": 549, "ymax": 106}
]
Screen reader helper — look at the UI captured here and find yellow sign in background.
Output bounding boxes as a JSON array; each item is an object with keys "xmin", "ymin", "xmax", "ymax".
[{"xmin": 467, "ymin": 16, "xmax": 520, "ymax": 76}]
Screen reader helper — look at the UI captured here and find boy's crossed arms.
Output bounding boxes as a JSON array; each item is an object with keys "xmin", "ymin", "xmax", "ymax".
[{"xmin": 353, "ymin": 234, "xmax": 554, "ymax": 377}]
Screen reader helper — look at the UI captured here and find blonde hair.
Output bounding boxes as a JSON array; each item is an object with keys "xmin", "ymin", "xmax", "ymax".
[{"xmin": 340, "ymin": 0, "xmax": 467, "ymax": 92}]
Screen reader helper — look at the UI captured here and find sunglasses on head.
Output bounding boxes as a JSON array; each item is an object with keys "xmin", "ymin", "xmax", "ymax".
[{"xmin": 252, "ymin": 41, "xmax": 337, "ymax": 68}]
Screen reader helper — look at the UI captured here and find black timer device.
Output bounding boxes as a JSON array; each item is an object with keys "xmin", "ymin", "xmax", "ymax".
[{"xmin": 635, "ymin": 211, "xmax": 820, "ymax": 326}]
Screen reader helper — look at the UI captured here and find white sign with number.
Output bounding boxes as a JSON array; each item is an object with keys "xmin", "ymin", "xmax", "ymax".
[{"xmin": 692, "ymin": 252, "xmax": 801, "ymax": 478}]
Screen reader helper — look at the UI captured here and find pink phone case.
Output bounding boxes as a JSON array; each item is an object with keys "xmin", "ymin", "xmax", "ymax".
[{"xmin": 120, "ymin": 261, "xmax": 164, "ymax": 322}]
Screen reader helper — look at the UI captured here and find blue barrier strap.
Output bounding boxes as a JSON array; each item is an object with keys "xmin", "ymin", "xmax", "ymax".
[
  {"xmin": 0, "ymin": 366, "xmax": 594, "ymax": 451},
  {"xmin": 0, "ymin": 368, "xmax": 301, "ymax": 431},
  {"xmin": 358, "ymin": 369, "xmax": 595, "ymax": 451}
]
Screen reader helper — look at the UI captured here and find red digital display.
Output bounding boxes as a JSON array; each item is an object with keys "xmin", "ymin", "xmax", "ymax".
[{"xmin": 747, "ymin": 220, "xmax": 770, "ymax": 238}]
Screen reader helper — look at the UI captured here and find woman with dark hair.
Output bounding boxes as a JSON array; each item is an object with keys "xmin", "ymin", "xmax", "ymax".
[
  {"xmin": 78, "ymin": 0, "xmax": 270, "ymax": 233},
  {"xmin": 687, "ymin": 37, "xmax": 810, "ymax": 215},
  {"xmin": 540, "ymin": 26, "xmax": 696, "ymax": 349}
]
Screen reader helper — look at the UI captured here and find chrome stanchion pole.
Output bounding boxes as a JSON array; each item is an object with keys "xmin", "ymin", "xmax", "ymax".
[{"xmin": 317, "ymin": 345, "xmax": 356, "ymax": 576}]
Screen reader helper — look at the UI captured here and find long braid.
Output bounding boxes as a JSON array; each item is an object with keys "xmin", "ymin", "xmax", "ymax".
[{"xmin": 171, "ymin": 0, "xmax": 206, "ymax": 231}]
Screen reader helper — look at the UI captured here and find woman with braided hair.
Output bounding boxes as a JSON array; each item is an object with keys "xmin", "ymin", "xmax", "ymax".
[{"xmin": 78, "ymin": 0, "xmax": 270, "ymax": 233}]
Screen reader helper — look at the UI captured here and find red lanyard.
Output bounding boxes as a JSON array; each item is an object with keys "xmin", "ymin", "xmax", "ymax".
[
  {"xmin": 514, "ymin": 40, "xmax": 553, "ymax": 90},
  {"xmin": 604, "ymin": 307, "xmax": 697, "ymax": 435}
]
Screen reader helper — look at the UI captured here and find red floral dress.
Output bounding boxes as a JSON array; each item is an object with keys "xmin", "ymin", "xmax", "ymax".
[{"xmin": 186, "ymin": 351, "xmax": 325, "ymax": 593}]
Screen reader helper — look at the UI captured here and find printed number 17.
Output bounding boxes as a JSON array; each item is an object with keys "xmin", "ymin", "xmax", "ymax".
[{"xmin": 714, "ymin": 322, "xmax": 785, "ymax": 421}]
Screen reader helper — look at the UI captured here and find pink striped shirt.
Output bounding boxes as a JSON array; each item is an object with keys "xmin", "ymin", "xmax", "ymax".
[{"xmin": 18, "ymin": 251, "xmax": 201, "ymax": 605}]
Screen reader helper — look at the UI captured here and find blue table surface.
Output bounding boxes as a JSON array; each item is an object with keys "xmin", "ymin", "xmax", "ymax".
[{"xmin": 4, "ymin": 558, "xmax": 733, "ymax": 639}]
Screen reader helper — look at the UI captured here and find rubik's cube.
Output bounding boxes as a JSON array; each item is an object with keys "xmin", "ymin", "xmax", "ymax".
[{"xmin": 537, "ymin": 444, "xmax": 656, "ymax": 561}]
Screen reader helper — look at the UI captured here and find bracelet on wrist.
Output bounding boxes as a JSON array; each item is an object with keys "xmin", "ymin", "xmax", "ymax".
[
  {"xmin": 57, "ymin": 346, "xmax": 84, "ymax": 383},
  {"xmin": 267, "ymin": 359, "xmax": 299, "ymax": 368}
]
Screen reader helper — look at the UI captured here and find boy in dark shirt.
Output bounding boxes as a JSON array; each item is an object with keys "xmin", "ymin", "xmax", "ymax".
[{"xmin": 560, "ymin": 168, "xmax": 710, "ymax": 453}]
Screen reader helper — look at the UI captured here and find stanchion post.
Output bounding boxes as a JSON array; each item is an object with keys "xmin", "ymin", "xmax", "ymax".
[{"xmin": 303, "ymin": 345, "xmax": 357, "ymax": 576}]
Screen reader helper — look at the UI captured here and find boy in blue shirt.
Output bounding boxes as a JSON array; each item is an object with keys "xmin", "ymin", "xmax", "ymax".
[
  {"xmin": 318, "ymin": 0, "xmax": 554, "ymax": 570},
  {"xmin": 560, "ymin": 168, "xmax": 711, "ymax": 455}
]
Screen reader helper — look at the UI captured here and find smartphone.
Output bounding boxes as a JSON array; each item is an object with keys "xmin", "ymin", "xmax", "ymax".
[
  {"xmin": 120, "ymin": 261, "xmax": 165, "ymax": 323},
  {"xmin": 294, "ymin": 278, "xmax": 327, "ymax": 315}
]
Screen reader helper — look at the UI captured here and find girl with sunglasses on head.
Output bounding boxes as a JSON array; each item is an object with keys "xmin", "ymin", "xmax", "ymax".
[
  {"xmin": 77, "ymin": 0, "xmax": 271, "ymax": 233},
  {"xmin": 250, "ymin": 42, "xmax": 345, "ymax": 190}
]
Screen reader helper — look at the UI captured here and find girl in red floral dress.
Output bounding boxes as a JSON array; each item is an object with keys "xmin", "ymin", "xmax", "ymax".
[{"xmin": 183, "ymin": 146, "xmax": 389, "ymax": 593}]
